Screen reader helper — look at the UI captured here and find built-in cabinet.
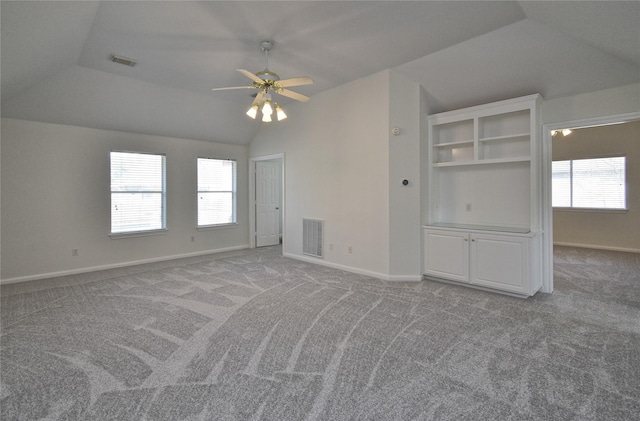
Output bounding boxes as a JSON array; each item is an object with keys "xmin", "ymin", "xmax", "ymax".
[
  {"xmin": 423, "ymin": 94, "xmax": 542, "ymax": 297},
  {"xmin": 423, "ymin": 228, "xmax": 541, "ymax": 296}
]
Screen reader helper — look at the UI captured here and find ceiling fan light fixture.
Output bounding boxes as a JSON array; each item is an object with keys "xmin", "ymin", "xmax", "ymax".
[
  {"xmin": 212, "ymin": 40, "xmax": 314, "ymax": 123},
  {"xmin": 262, "ymin": 99, "xmax": 273, "ymax": 116},
  {"xmin": 275, "ymin": 104, "xmax": 287, "ymax": 121},
  {"xmin": 552, "ymin": 129, "xmax": 573, "ymax": 137},
  {"xmin": 246, "ymin": 104, "xmax": 258, "ymax": 119}
]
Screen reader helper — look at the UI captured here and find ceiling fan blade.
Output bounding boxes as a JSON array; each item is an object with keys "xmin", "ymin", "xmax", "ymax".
[
  {"xmin": 251, "ymin": 91, "xmax": 265, "ymax": 106},
  {"xmin": 277, "ymin": 76, "xmax": 314, "ymax": 88},
  {"xmin": 236, "ymin": 68, "xmax": 264, "ymax": 84},
  {"xmin": 277, "ymin": 88, "xmax": 310, "ymax": 102},
  {"xmin": 211, "ymin": 86, "xmax": 255, "ymax": 91}
]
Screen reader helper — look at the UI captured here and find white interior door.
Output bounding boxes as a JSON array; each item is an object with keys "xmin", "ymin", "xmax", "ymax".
[{"xmin": 255, "ymin": 160, "xmax": 280, "ymax": 247}]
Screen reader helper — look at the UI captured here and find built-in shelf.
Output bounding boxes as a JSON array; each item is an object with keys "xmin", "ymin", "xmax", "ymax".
[
  {"xmin": 424, "ymin": 94, "xmax": 543, "ymax": 296},
  {"xmin": 434, "ymin": 157, "xmax": 530, "ymax": 167},
  {"xmin": 433, "ymin": 139, "xmax": 474, "ymax": 147},
  {"xmin": 479, "ymin": 132, "xmax": 530, "ymax": 143}
]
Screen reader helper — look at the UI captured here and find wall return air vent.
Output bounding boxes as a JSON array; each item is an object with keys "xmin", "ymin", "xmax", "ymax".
[
  {"xmin": 109, "ymin": 54, "xmax": 137, "ymax": 67},
  {"xmin": 303, "ymin": 218, "xmax": 324, "ymax": 258}
]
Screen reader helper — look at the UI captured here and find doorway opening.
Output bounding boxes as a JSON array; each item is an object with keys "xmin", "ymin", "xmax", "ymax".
[
  {"xmin": 250, "ymin": 154, "xmax": 285, "ymax": 250},
  {"xmin": 542, "ymin": 112, "xmax": 640, "ymax": 293}
]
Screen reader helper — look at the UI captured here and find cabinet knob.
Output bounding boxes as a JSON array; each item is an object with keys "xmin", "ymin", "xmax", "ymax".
[
  {"xmin": 464, "ymin": 238, "xmax": 468, "ymax": 242},
  {"xmin": 471, "ymin": 238, "xmax": 476, "ymax": 242}
]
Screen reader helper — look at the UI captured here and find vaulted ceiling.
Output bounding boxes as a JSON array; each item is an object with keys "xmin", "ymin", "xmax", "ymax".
[{"xmin": 2, "ymin": 1, "xmax": 639, "ymax": 145}]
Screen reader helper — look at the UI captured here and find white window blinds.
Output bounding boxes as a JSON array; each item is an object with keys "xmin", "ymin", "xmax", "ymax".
[
  {"xmin": 552, "ymin": 160, "xmax": 571, "ymax": 207},
  {"xmin": 110, "ymin": 151, "xmax": 166, "ymax": 234},
  {"xmin": 552, "ymin": 156, "xmax": 626, "ymax": 209},
  {"xmin": 197, "ymin": 158, "xmax": 237, "ymax": 226}
]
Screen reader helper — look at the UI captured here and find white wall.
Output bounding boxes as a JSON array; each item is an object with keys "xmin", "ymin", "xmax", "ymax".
[
  {"xmin": 6, "ymin": 79, "xmax": 633, "ymax": 284},
  {"xmin": 249, "ymin": 80, "xmax": 640, "ymax": 285},
  {"xmin": 1, "ymin": 118, "xmax": 249, "ymax": 282},
  {"xmin": 250, "ymin": 70, "xmax": 424, "ymax": 280},
  {"xmin": 541, "ymin": 83, "xmax": 640, "ymax": 125},
  {"xmin": 388, "ymin": 72, "xmax": 422, "ymax": 278},
  {"xmin": 250, "ymin": 71, "xmax": 392, "ymax": 278}
]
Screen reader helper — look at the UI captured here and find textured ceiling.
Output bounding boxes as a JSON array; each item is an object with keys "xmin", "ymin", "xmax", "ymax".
[{"xmin": 2, "ymin": 1, "xmax": 639, "ymax": 145}]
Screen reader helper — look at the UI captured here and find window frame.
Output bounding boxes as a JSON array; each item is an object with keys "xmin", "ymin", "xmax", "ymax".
[
  {"xmin": 196, "ymin": 157, "xmax": 237, "ymax": 229},
  {"xmin": 552, "ymin": 154, "xmax": 627, "ymax": 212},
  {"xmin": 109, "ymin": 150, "xmax": 167, "ymax": 238}
]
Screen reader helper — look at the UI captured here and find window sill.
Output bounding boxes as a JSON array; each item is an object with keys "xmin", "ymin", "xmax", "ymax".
[
  {"xmin": 553, "ymin": 208, "xmax": 628, "ymax": 214},
  {"xmin": 109, "ymin": 229, "xmax": 168, "ymax": 239},
  {"xmin": 197, "ymin": 223, "xmax": 238, "ymax": 231}
]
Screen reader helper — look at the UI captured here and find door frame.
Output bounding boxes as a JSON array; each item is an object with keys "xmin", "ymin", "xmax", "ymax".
[
  {"xmin": 249, "ymin": 153, "xmax": 285, "ymax": 249},
  {"xmin": 541, "ymin": 111, "xmax": 640, "ymax": 293}
]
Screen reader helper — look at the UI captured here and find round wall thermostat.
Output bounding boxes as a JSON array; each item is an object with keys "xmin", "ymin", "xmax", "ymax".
[{"xmin": 392, "ymin": 127, "xmax": 401, "ymax": 136}]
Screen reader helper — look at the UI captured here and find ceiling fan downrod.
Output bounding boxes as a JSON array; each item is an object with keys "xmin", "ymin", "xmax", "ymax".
[
  {"xmin": 261, "ymin": 41, "xmax": 272, "ymax": 65},
  {"xmin": 258, "ymin": 41, "xmax": 279, "ymax": 82}
]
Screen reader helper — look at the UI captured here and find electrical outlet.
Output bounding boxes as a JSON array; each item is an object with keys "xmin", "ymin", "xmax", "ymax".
[
  {"xmin": 348, "ymin": 246, "xmax": 353, "ymax": 254},
  {"xmin": 466, "ymin": 203, "xmax": 472, "ymax": 212},
  {"xmin": 72, "ymin": 249, "xmax": 79, "ymax": 257},
  {"xmin": 191, "ymin": 236, "xmax": 195, "ymax": 242},
  {"xmin": 329, "ymin": 243, "xmax": 334, "ymax": 250}
]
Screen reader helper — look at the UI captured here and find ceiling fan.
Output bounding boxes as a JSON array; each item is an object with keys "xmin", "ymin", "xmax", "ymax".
[{"xmin": 211, "ymin": 41, "xmax": 314, "ymax": 122}]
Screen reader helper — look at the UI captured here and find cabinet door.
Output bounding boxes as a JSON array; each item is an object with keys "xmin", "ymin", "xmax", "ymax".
[
  {"xmin": 470, "ymin": 233, "xmax": 529, "ymax": 294},
  {"xmin": 423, "ymin": 229, "xmax": 469, "ymax": 282}
]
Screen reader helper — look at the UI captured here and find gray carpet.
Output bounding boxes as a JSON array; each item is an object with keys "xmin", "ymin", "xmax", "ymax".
[{"xmin": 1, "ymin": 245, "xmax": 639, "ymax": 420}]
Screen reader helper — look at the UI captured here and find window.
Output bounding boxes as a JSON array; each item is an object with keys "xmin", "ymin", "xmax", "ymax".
[
  {"xmin": 197, "ymin": 158, "xmax": 236, "ymax": 226},
  {"xmin": 552, "ymin": 156, "xmax": 626, "ymax": 209},
  {"xmin": 110, "ymin": 151, "xmax": 166, "ymax": 234}
]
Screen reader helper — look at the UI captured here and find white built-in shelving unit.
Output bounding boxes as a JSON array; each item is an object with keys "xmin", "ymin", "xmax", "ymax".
[{"xmin": 423, "ymin": 94, "xmax": 543, "ymax": 296}]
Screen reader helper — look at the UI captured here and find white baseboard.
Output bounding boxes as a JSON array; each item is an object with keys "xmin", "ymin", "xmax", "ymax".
[
  {"xmin": 283, "ymin": 252, "xmax": 422, "ymax": 282},
  {"xmin": 553, "ymin": 242, "xmax": 640, "ymax": 254},
  {"xmin": 1, "ymin": 245, "xmax": 249, "ymax": 285},
  {"xmin": 386, "ymin": 274, "xmax": 423, "ymax": 282}
]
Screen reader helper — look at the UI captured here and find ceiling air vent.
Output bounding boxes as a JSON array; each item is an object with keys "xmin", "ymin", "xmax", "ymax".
[{"xmin": 109, "ymin": 54, "xmax": 136, "ymax": 67}]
